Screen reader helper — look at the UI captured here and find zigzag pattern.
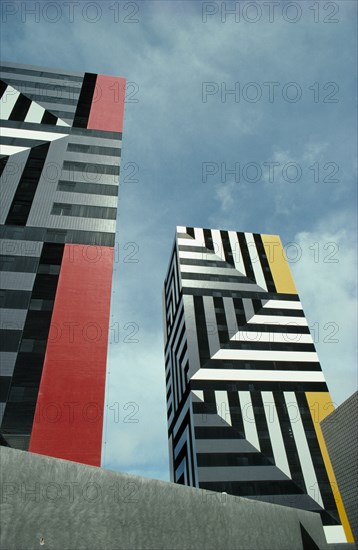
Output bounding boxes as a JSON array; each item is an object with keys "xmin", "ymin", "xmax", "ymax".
[
  {"xmin": 164, "ymin": 226, "xmax": 346, "ymax": 540},
  {"xmin": 0, "ymin": 79, "xmax": 71, "ymax": 128},
  {"xmin": 0, "ymin": 62, "xmax": 123, "ymax": 456}
]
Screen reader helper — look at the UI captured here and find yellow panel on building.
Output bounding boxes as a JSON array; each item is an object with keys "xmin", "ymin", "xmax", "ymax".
[
  {"xmin": 261, "ymin": 234, "xmax": 297, "ymax": 294},
  {"xmin": 305, "ymin": 392, "xmax": 354, "ymax": 543}
]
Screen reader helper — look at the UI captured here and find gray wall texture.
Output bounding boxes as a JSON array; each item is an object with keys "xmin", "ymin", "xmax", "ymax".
[
  {"xmin": 321, "ymin": 391, "xmax": 358, "ymax": 543},
  {"xmin": 0, "ymin": 447, "xmax": 330, "ymax": 550}
]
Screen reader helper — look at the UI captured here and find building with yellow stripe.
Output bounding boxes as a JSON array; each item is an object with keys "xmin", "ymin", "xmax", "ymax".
[{"xmin": 163, "ymin": 226, "xmax": 353, "ymax": 545}]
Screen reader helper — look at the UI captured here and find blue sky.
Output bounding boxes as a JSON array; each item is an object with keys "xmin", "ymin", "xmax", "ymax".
[{"xmin": 1, "ymin": 0, "xmax": 357, "ymax": 481}]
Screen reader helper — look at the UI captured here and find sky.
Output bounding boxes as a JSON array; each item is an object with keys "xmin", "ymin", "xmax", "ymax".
[{"xmin": 1, "ymin": 0, "xmax": 357, "ymax": 482}]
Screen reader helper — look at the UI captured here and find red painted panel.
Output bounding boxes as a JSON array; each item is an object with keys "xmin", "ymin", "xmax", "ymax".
[
  {"xmin": 29, "ymin": 244, "xmax": 114, "ymax": 466},
  {"xmin": 87, "ymin": 74, "xmax": 126, "ymax": 132}
]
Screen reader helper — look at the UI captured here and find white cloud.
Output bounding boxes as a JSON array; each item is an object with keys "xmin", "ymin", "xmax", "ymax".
[
  {"xmin": 302, "ymin": 141, "xmax": 329, "ymax": 166},
  {"xmin": 102, "ymin": 331, "xmax": 170, "ymax": 481},
  {"xmin": 291, "ymin": 212, "xmax": 357, "ymax": 405},
  {"xmin": 215, "ymin": 180, "xmax": 236, "ymax": 211}
]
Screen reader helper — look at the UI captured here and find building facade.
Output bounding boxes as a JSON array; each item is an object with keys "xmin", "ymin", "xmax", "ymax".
[
  {"xmin": 321, "ymin": 391, "xmax": 358, "ymax": 543},
  {"xmin": 0, "ymin": 61, "xmax": 125, "ymax": 466},
  {"xmin": 163, "ymin": 225, "xmax": 353, "ymax": 544}
]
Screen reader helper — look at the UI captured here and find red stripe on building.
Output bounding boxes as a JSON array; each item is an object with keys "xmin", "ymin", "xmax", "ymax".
[
  {"xmin": 29, "ymin": 244, "xmax": 114, "ymax": 466},
  {"xmin": 87, "ymin": 74, "xmax": 126, "ymax": 132}
]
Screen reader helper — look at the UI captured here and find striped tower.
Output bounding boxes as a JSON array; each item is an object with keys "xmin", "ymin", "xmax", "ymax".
[
  {"xmin": 163, "ymin": 225, "xmax": 353, "ymax": 545},
  {"xmin": 0, "ymin": 62, "xmax": 125, "ymax": 465}
]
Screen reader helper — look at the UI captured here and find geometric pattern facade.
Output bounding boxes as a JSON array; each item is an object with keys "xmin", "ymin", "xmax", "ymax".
[
  {"xmin": 0, "ymin": 62, "xmax": 125, "ymax": 465},
  {"xmin": 163, "ymin": 225, "xmax": 354, "ymax": 544}
]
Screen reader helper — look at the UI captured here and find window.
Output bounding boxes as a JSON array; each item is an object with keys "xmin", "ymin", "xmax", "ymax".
[
  {"xmin": 8, "ymin": 386, "xmax": 38, "ymax": 402},
  {"xmin": 51, "ymin": 202, "xmax": 117, "ymax": 220},
  {"xmin": 57, "ymin": 180, "xmax": 118, "ymax": 196},
  {"xmin": 0, "ymin": 290, "xmax": 31, "ymax": 309},
  {"xmin": 51, "ymin": 203, "xmax": 72, "ymax": 216},
  {"xmin": 0, "ymin": 226, "xmax": 45, "ymax": 241},
  {"xmin": 37, "ymin": 264, "xmax": 60, "ymax": 275},
  {"xmin": 19, "ymin": 339, "xmax": 46, "ymax": 353},
  {"xmin": 0, "ymin": 254, "xmax": 38, "ymax": 273},
  {"xmin": 0, "ymin": 330, "xmax": 22, "ymax": 352},
  {"xmin": 0, "ymin": 65, "xmax": 82, "ymax": 82},
  {"xmin": 29, "ymin": 299, "xmax": 54, "ymax": 311},
  {"xmin": 0, "ymin": 255, "xmax": 15, "ymax": 270},
  {"xmin": 46, "ymin": 229, "xmax": 67, "ymax": 243},
  {"xmin": 67, "ymin": 143, "xmax": 121, "ymax": 157},
  {"xmin": 57, "ymin": 181, "xmax": 75, "ymax": 191},
  {"xmin": 62, "ymin": 160, "xmax": 119, "ymax": 176}
]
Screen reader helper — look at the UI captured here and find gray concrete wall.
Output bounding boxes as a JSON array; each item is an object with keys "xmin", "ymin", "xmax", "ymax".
[{"xmin": 0, "ymin": 446, "xmax": 329, "ymax": 550}]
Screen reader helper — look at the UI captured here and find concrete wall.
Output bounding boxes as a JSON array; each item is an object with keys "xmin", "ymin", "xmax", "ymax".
[{"xmin": 0, "ymin": 446, "xmax": 329, "ymax": 550}]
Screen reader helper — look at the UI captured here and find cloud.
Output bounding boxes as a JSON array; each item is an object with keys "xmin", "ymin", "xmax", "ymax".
[
  {"xmin": 102, "ymin": 331, "xmax": 170, "ymax": 480},
  {"xmin": 291, "ymin": 212, "xmax": 357, "ymax": 404},
  {"xmin": 215, "ymin": 180, "xmax": 236, "ymax": 211},
  {"xmin": 301, "ymin": 140, "xmax": 329, "ymax": 166}
]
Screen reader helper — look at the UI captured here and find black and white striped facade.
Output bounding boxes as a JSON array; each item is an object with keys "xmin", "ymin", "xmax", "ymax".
[
  {"xmin": 0, "ymin": 61, "xmax": 122, "ymax": 244},
  {"xmin": 0, "ymin": 62, "xmax": 125, "ymax": 462},
  {"xmin": 163, "ymin": 226, "xmax": 352, "ymax": 544}
]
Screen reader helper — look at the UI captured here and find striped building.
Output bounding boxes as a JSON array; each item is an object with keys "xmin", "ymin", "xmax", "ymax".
[
  {"xmin": 0, "ymin": 62, "xmax": 125, "ymax": 465},
  {"xmin": 163, "ymin": 225, "xmax": 354, "ymax": 545}
]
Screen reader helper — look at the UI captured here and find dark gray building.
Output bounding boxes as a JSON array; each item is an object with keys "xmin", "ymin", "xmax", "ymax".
[{"xmin": 321, "ymin": 391, "xmax": 358, "ymax": 543}]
